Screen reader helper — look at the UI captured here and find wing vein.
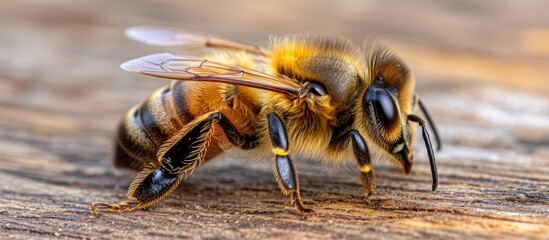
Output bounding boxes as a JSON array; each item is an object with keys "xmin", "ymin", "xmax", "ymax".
[{"xmin": 123, "ymin": 53, "xmax": 300, "ymax": 96}]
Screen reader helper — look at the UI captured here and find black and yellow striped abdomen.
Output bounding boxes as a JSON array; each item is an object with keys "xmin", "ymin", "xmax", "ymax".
[
  {"xmin": 114, "ymin": 81, "xmax": 261, "ymax": 171},
  {"xmin": 115, "ymin": 81, "xmax": 193, "ymax": 170}
]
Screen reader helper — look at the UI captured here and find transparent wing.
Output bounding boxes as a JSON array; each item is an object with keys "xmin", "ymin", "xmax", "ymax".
[
  {"xmin": 126, "ymin": 26, "xmax": 265, "ymax": 55},
  {"xmin": 121, "ymin": 53, "xmax": 300, "ymax": 96}
]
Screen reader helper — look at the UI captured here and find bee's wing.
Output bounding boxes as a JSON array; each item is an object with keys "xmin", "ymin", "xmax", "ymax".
[
  {"xmin": 122, "ymin": 53, "xmax": 300, "ymax": 96},
  {"xmin": 126, "ymin": 26, "xmax": 265, "ymax": 55}
]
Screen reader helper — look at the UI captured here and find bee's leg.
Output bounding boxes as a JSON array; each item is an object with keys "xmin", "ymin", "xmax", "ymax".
[
  {"xmin": 91, "ymin": 163, "xmax": 183, "ymax": 213},
  {"xmin": 267, "ymin": 113, "xmax": 317, "ymax": 217},
  {"xmin": 91, "ymin": 114, "xmax": 211, "ymax": 214},
  {"xmin": 330, "ymin": 130, "xmax": 375, "ymax": 200},
  {"xmin": 91, "ymin": 112, "xmax": 258, "ymax": 214},
  {"xmin": 350, "ymin": 131, "xmax": 376, "ymax": 200}
]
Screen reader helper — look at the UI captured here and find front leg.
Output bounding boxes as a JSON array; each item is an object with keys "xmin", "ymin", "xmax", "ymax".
[
  {"xmin": 267, "ymin": 113, "xmax": 316, "ymax": 217},
  {"xmin": 331, "ymin": 130, "xmax": 376, "ymax": 200}
]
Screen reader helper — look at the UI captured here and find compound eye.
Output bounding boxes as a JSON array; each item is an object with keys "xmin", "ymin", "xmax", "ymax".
[{"xmin": 364, "ymin": 85, "xmax": 400, "ymax": 133}]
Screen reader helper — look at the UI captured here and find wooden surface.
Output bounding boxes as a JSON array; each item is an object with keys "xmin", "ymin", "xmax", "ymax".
[{"xmin": 1, "ymin": 0, "xmax": 548, "ymax": 239}]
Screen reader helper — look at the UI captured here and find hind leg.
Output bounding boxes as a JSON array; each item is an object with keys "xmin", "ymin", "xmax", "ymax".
[{"xmin": 91, "ymin": 111, "xmax": 258, "ymax": 213}]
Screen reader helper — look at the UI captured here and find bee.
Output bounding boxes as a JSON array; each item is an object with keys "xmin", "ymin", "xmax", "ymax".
[{"xmin": 90, "ymin": 26, "xmax": 441, "ymax": 216}]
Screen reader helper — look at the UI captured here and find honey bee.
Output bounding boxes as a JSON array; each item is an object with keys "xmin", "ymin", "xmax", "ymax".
[{"xmin": 90, "ymin": 26, "xmax": 441, "ymax": 216}]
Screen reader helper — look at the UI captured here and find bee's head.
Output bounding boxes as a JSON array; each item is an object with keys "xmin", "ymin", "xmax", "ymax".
[
  {"xmin": 361, "ymin": 74, "xmax": 416, "ymax": 173},
  {"xmin": 355, "ymin": 43, "xmax": 440, "ymax": 191},
  {"xmin": 356, "ymin": 44, "xmax": 438, "ymax": 190}
]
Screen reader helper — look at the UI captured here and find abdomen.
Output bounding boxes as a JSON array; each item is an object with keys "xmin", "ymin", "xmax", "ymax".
[{"xmin": 114, "ymin": 81, "xmax": 260, "ymax": 170}]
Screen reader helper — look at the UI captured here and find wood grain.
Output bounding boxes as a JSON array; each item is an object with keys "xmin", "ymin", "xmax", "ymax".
[{"xmin": 0, "ymin": 0, "xmax": 548, "ymax": 239}]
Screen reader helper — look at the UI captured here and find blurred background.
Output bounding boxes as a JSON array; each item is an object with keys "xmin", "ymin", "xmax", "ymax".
[{"xmin": 0, "ymin": 0, "xmax": 548, "ymax": 238}]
